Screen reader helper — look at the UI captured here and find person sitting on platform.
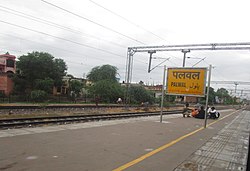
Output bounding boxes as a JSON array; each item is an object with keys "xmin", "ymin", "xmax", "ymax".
[
  {"xmin": 209, "ymin": 107, "xmax": 220, "ymax": 119},
  {"xmin": 194, "ymin": 106, "xmax": 205, "ymax": 119},
  {"xmin": 191, "ymin": 108, "xmax": 199, "ymax": 117},
  {"xmin": 182, "ymin": 103, "xmax": 192, "ymax": 117}
]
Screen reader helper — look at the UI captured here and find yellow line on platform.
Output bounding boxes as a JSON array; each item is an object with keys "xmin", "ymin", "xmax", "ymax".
[{"xmin": 112, "ymin": 110, "xmax": 239, "ymax": 171}]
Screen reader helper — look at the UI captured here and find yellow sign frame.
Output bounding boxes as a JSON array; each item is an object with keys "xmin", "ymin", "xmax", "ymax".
[{"xmin": 166, "ymin": 67, "xmax": 207, "ymax": 96}]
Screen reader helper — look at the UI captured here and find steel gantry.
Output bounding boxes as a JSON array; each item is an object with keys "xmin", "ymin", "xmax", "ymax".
[{"xmin": 124, "ymin": 42, "xmax": 250, "ymax": 104}]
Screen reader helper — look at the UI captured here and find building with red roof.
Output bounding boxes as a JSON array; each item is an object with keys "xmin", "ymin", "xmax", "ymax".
[{"xmin": 0, "ymin": 53, "xmax": 16, "ymax": 96}]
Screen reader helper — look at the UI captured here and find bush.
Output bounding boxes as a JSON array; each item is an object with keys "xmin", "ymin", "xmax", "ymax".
[
  {"xmin": 128, "ymin": 85, "xmax": 155, "ymax": 104},
  {"xmin": 88, "ymin": 80, "xmax": 124, "ymax": 103},
  {"xmin": 30, "ymin": 90, "xmax": 48, "ymax": 102},
  {"xmin": 0, "ymin": 92, "xmax": 6, "ymax": 98}
]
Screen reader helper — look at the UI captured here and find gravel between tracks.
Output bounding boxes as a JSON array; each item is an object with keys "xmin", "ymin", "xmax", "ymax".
[{"xmin": 0, "ymin": 106, "xmax": 177, "ymax": 119}]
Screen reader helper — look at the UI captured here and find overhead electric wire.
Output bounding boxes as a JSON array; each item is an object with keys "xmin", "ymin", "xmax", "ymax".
[
  {"xmin": 88, "ymin": 0, "xmax": 167, "ymax": 42},
  {"xmin": 0, "ymin": 36, "xmax": 126, "ymax": 76},
  {"xmin": 0, "ymin": 5, "xmax": 126, "ymax": 49},
  {"xmin": 0, "ymin": 46, "xmax": 88, "ymax": 66},
  {"xmin": 191, "ymin": 55, "xmax": 236, "ymax": 91},
  {"xmin": 191, "ymin": 52, "xmax": 241, "ymax": 91},
  {"xmin": 0, "ymin": 33, "xmax": 127, "ymax": 72},
  {"xmin": 0, "ymin": 33, "xmax": 125, "ymax": 63},
  {"xmin": 177, "ymin": 52, "xmax": 235, "ymax": 92},
  {"xmin": 41, "ymin": 0, "xmax": 146, "ymax": 45},
  {"xmin": 39, "ymin": 1, "xmax": 184, "ymax": 76},
  {"xmin": 0, "ymin": 48, "xmax": 21, "ymax": 54},
  {"xmin": 0, "ymin": 20, "xmax": 125, "ymax": 58},
  {"xmin": 0, "ymin": 4, "xmax": 170, "ymax": 73},
  {"xmin": 0, "ymin": 46, "xmax": 126, "ymax": 76}
]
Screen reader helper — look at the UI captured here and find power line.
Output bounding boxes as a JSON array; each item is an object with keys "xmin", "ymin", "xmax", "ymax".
[
  {"xmin": 211, "ymin": 81, "xmax": 250, "ymax": 85},
  {"xmin": 88, "ymin": 0, "xmax": 167, "ymax": 42},
  {"xmin": 0, "ymin": 47, "xmax": 126, "ymax": 76},
  {"xmin": 41, "ymin": 0, "xmax": 146, "ymax": 45},
  {"xmin": 183, "ymin": 52, "xmax": 236, "ymax": 91},
  {"xmin": 0, "ymin": 32, "xmax": 128, "ymax": 78},
  {"xmin": 39, "ymin": 1, "xmax": 181, "ymax": 70},
  {"xmin": 0, "ymin": 20, "xmax": 124, "ymax": 58},
  {"xmin": 88, "ymin": 1, "xmax": 184, "ymax": 64},
  {"xmin": 0, "ymin": 33, "xmax": 125, "ymax": 63},
  {"xmin": 0, "ymin": 5, "xmax": 126, "ymax": 49}
]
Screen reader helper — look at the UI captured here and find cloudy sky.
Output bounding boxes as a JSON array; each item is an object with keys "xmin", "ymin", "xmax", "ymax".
[{"xmin": 0, "ymin": 0, "xmax": 250, "ymax": 99}]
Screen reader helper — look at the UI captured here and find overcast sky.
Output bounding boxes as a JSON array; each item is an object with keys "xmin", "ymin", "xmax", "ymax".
[{"xmin": 0, "ymin": 0, "xmax": 250, "ymax": 99}]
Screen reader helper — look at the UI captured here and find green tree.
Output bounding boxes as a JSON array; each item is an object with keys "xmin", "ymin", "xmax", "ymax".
[
  {"xmin": 165, "ymin": 95, "xmax": 176, "ymax": 103},
  {"xmin": 53, "ymin": 58, "xmax": 68, "ymax": 87},
  {"xmin": 129, "ymin": 85, "xmax": 154, "ymax": 104},
  {"xmin": 87, "ymin": 64, "xmax": 118, "ymax": 82},
  {"xmin": 87, "ymin": 64, "xmax": 123, "ymax": 103},
  {"xmin": 34, "ymin": 78, "xmax": 54, "ymax": 94},
  {"xmin": 207, "ymin": 87, "xmax": 216, "ymax": 104},
  {"xmin": 69, "ymin": 80, "xmax": 83, "ymax": 96},
  {"xmin": 12, "ymin": 73, "xmax": 29, "ymax": 95},
  {"xmin": 88, "ymin": 80, "xmax": 123, "ymax": 103},
  {"xmin": 198, "ymin": 87, "xmax": 216, "ymax": 104},
  {"xmin": 30, "ymin": 90, "xmax": 48, "ymax": 102},
  {"xmin": 14, "ymin": 51, "xmax": 67, "ymax": 95},
  {"xmin": 216, "ymin": 88, "xmax": 229, "ymax": 97},
  {"xmin": 216, "ymin": 88, "xmax": 233, "ymax": 104}
]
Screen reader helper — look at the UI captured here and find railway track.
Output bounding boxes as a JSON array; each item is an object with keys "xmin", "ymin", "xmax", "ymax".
[{"xmin": 0, "ymin": 110, "xmax": 182, "ymax": 129}]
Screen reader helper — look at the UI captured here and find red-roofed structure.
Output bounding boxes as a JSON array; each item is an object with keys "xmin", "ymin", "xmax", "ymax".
[{"xmin": 0, "ymin": 53, "xmax": 16, "ymax": 96}]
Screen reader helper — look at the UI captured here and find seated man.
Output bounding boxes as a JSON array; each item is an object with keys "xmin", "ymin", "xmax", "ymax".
[
  {"xmin": 183, "ymin": 103, "xmax": 192, "ymax": 117},
  {"xmin": 209, "ymin": 107, "xmax": 220, "ymax": 119},
  {"xmin": 194, "ymin": 106, "xmax": 205, "ymax": 119},
  {"xmin": 191, "ymin": 108, "xmax": 199, "ymax": 117}
]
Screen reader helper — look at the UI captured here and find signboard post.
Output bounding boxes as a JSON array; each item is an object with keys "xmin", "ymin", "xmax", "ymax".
[
  {"xmin": 160, "ymin": 66, "xmax": 211, "ymax": 128},
  {"xmin": 160, "ymin": 65, "xmax": 166, "ymax": 123},
  {"xmin": 204, "ymin": 65, "xmax": 212, "ymax": 128}
]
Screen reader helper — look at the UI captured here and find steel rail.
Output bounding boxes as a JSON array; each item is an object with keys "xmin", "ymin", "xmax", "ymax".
[{"xmin": 0, "ymin": 110, "xmax": 183, "ymax": 129}]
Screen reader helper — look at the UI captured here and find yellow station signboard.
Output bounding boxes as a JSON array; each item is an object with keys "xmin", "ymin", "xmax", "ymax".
[{"xmin": 167, "ymin": 67, "xmax": 207, "ymax": 96}]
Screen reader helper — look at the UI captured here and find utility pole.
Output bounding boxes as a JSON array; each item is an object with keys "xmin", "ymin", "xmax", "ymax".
[
  {"xmin": 160, "ymin": 65, "xmax": 166, "ymax": 123},
  {"xmin": 204, "ymin": 65, "xmax": 212, "ymax": 128},
  {"xmin": 148, "ymin": 50, "xmax": 156, "ymax": 73},
  {"xmin": 234, "ymin": 82, "xmax": 239, "ymax": 93},
  {"xmin": 124, "ymin": 49, "xmax": 135, "ymax": 106},
  {"xmin": 181, "ymin": 49, "xmax": 190, "ymax": 103},
  {"xmin": 182, "ymin": 49, "xmax": 190, "ymax": 67}
]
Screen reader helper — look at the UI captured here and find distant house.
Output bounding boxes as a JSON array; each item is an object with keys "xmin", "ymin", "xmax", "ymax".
[
  {"xmin": 53, "ymin": 75, "xmax": 88, "ymax": 95},
  {"xmin": 0, "ymin": 53, "xmax": 16, "ymax": 96},
  {"xmin": 144, "ymin": 85, "xmax": 162, "ymax": 98}
]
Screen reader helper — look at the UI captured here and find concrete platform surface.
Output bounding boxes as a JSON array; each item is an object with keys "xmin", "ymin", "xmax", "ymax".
[
  {"xmin": 174, "ymin": 110, "xmax": 249, "ymax": 171},
  {"xmin": 0, "ymin": 109, "xmax": 249, "ymax": 171}
]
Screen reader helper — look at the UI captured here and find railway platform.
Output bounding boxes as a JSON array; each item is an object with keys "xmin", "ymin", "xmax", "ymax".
[{"xmin": 0, "ymin": 108, "xmax": 249, "ymax": 171}]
